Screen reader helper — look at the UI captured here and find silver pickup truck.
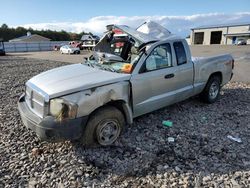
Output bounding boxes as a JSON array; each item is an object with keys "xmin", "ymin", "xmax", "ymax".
[{"xmin": 18, "ymin": 22, "xmax": 234, "ymax": 146}]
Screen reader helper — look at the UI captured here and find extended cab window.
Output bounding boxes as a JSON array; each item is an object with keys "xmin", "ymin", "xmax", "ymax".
[
  {"xmin": 143, "ymin": 44, "xmax": 172, "ymax": 72},
  {"xmin": 173, "ymin": 42, "xmax": 187, "ymax": 65}
]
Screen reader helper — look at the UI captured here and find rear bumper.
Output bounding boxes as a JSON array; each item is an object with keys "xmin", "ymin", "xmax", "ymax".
[
  {"xmin": 73, "ymin": 50, "xmax": 80, "ymax": 54},
  {"xmin": 18, "ymin": 95, "xmax": 88, "ymax": 142}
]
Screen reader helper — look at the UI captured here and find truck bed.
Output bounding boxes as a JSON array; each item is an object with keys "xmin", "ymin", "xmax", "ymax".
[{"xmin": 192, "ymin": 54, "xmax": 233, "ymax": 92}]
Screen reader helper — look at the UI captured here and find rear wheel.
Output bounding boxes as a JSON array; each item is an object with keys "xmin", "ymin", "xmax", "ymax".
[
  {"xmin": 200, "ymin": 75, "xmax": 221, "ymax": 103},
  {"xmin": 82, "ymin": 106, "xmax": 125, "ymax": 146}
]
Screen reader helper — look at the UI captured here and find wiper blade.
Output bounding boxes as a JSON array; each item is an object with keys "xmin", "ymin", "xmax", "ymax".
[
  {"xmin": 85, "ymin": 62, "xmax": 95, "ymax": 68},
  {"xmin": 99, "ymin": 65, "xmax": 117, "ymax": 72},
  {"xmin": 84, "ymin": 60, "xmax": 117, "ymax": 73}
]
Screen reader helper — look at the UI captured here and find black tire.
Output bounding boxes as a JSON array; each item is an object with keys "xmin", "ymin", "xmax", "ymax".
[
  {"xmin": 82, "ymin": 106, "xmax": 125, "ymax": 146},
  {"xmin": 200, "ymin": 75, "xmax": 221, "ymax": 103}
]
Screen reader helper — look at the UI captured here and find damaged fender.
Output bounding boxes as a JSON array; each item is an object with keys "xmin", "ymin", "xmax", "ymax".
[{"xmin": 61, "ymin": 81, "xmax": 133, "ymax": 124}]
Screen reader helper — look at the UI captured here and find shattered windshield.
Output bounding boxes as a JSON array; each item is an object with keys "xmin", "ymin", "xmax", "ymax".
[{"xmin": 83, "ymin": 50, "xmax": 142, "ymax": 74}]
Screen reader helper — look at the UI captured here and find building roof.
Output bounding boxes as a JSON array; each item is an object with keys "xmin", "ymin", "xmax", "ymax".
[
  {"xmin": 191, "ymin": 22, "xmax": 250, "ymax": 30},
  {"xmin": 224, "ymin": 32, "xmax": 250, "ymax": 37},
  {"xmin": 9, "ymin": 34, "xmax": 51, "ymax": 42},
  {"xmin": 81, "ymin": 34, "xmax": 100, "ymax": 41}
]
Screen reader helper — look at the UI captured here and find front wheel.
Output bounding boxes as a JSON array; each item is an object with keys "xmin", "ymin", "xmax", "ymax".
[
  {"xmin": 82, "ymin": 106, "xmax": 125, "ymax": 146},
  {"xmin": 200, "ymin": 75, "xmax": 221, "ymax": 103}
]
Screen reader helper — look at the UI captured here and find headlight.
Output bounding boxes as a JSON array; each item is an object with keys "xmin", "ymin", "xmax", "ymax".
[{"xmin": 50, "ymin": 99, "xmax": 78, "ymax": 121}]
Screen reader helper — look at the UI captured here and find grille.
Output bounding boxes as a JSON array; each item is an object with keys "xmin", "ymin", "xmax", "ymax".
[{"xmin": 25, "ymin": 85, "xmax": 46, "ymax": 118}]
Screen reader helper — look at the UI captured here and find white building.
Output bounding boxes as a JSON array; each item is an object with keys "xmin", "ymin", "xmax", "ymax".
[{"xmin": 190, "ymin": 22, "xmax": 250, "ymax": 45}]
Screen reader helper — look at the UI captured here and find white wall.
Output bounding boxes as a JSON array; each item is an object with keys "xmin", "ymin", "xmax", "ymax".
[
  {"xmin": 192, "ymin": 27, "xmax": 227, "ymax": 45},
  {"xmin": 186, "ymin": 38, "xmax": 191, "ymax": 45},
  {"xmin": 191, "ymin": 25, "xmax": 250, "ymax": 45},
  {"xmin": 228, "ymin": 25, "xmax": 250, "ymax": 34},
  {"xmin": 3, "ymin": 41, "xmax": 69, "ymax": 53}
]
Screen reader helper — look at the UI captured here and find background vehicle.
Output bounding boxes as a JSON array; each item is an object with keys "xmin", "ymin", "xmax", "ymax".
[
  {"xmin": 0, "ymin": 39, "xmax": 5, "ymax": 56},
  {"xmin": 53, "ymin": 43, "xmax": 67, "ymax": 51},
  {"xmin": 81, "ymin": 34, "xmax": 100, "ymax": 50},
  {"xmin": 69, "ymin": 41, "xmax": 83, "ymax": 50},
  {"xmin": 60, "ymin": 45, "xmax": 80, "ymax": 54},
  {"xmin": 18, "ymin": 21, "xmax": 234, "ymax": 146},
  {"xmin": 237, "ymin": 38, "xmax": 247, "ymax": 45}
]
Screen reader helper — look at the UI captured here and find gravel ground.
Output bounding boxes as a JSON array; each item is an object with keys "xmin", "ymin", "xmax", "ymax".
[{"xmin": 0, "ymin": 56, "xmax": 250, "ymax": 187}]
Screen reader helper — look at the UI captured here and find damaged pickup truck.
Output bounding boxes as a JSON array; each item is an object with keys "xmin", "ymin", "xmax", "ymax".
[{"xmin": 18, "ymin": 21, "xmax": 234, "ymax": 146}]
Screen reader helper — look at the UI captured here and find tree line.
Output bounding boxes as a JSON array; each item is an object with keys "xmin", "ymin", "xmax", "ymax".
[{"xmin": 0, "ymin": 24, "xmax": 90, "ymax": 41}]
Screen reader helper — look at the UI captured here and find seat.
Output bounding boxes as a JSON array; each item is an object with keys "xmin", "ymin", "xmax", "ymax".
[
  {"xmin": 130, "ymin": 46, "xmax": 139, "ymax": 63},
  {"xmin": 155, "ymin": 47, "xmax": 168, "ymax": 68}
]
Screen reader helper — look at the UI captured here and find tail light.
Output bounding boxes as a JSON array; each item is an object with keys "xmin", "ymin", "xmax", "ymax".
[{"xmin": 232, "ymin": 59, "xmax": 234, "ymax": 69}]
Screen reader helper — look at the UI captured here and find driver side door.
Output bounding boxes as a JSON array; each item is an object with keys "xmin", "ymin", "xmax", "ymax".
[{"xmin": 130, "ymin": 43, "xmax": 179, "ymax": 117}]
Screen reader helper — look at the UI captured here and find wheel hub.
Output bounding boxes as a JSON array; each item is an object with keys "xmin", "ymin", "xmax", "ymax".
[
  {"xmin": 97, "ymin": 120, "xmax": 120, "ymax": 145},
  {"xmin": 209, "ymin": 82, "xmax": 219, "ymax": 99}
]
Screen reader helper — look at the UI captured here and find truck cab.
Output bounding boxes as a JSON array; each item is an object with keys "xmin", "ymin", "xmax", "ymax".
[{"xmin": 130, "ymin": 38, "xmax": 194, "ymax": 117}]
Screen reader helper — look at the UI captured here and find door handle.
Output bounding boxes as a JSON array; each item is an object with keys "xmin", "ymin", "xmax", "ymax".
[{"xmin": 164, "ymin": 74, "xmax": 175, "ymax": 79}]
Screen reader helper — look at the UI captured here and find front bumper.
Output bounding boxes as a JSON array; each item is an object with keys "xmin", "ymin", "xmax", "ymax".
[{"xmin": 18, "ymin": 95, "xmax": 88, "ymax": 142}]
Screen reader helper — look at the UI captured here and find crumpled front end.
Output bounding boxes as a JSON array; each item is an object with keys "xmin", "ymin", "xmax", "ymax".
[{"xmin": 18, "ymin": 94, "xmax": 87, "ymax": 142}]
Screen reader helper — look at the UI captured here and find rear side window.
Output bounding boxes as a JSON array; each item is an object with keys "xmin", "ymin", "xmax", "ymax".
[{"xmin": 173, "ymin": 42, "xmax": 187, "ymax": 65}]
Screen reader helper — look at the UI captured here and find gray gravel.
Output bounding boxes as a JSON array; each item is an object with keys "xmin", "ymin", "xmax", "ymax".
[{"xmin": 0, "ymin": 56, "xmax": 250, "ymax": 187}]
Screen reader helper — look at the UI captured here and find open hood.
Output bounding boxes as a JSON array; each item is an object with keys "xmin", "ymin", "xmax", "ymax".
[
  {"xmin": 136, "ymin": 21, "xmax": 171, "ymax": 40},
  {"xmin": 112, "ymin": 25, "xmax": 156, "ymax": 44},
  {"xmin": 113, "ymin": 21, "xmax": 171, "ymax": 44},
  {"xmin": 93, "ymin": 21, "xmax": 172, "ymax": 61},
  {"xmin": 95, "ymin": 21, "xmax": 172, "ymax": 51}
]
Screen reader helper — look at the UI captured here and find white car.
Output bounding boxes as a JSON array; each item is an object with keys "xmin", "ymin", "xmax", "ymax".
[
  {"xmin": 237, "ymin": 39, "xmax": 247, "ymax": 45},
  {"xmin": 60, "ymin": 45, "xmax": 80, "ymax": 54}
]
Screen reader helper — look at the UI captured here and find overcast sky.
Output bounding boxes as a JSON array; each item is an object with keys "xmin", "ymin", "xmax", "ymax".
[{"xmin": 1, "ymin": 0, "xmax": 250, "ymax": 37}]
